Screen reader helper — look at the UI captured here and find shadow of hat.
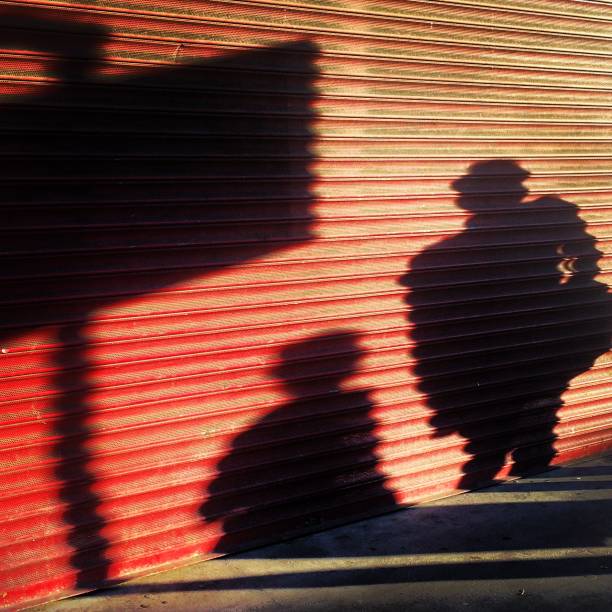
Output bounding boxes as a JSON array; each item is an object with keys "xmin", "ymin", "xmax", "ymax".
[{"xmin": 452, "ymin": 160, "xmax": 530, "ymax": 192}]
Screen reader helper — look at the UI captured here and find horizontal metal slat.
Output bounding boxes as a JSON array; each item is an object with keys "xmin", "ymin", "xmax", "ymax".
[
  {"xmin": 15, "ymin": 0, "xmax": 612, "ymax": 37},
  {"xmin": 9, "ymin": 0, "xmax": 612, "ymax": 51},
  {"xmin": 7, "ymin": 50, "xmax": 612, "ymax": 90},
  {"xmin": 1, "ymin": 1, "xmax": 611, "ymax": 608}
]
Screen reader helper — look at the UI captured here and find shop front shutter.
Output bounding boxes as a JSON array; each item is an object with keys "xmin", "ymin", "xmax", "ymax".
[{"xmin": 1, "ymin": 1, "xmax": 610, "ymax": 608}]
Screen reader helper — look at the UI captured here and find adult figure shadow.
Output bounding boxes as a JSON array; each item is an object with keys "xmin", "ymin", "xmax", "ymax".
[
  {"xmin": 401, "ymin": 160, "xmax": 610, "ymax": 489},
  {"xmin": 200, "ymin": 331, "xmax": 397, "ymax": 553},
  {"xmin": 0, "ymin": 8, "xmax": 317, "ymax": 591}
]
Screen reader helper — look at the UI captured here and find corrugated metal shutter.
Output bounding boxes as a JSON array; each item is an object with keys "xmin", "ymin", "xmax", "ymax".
[{"xmin": 1, "ymin": 1, "xmax": 610, "ymax": 608}]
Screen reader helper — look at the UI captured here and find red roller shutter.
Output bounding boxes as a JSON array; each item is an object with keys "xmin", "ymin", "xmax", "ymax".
[{"xmin": 0, "ymin": 1, "xmax": 610, "ymax": 608}]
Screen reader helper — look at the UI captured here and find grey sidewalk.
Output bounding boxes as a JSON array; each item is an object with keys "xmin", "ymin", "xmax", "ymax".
[{"xmin": 36, "ymin": 453, "xmax": 612, "ymax": 612}]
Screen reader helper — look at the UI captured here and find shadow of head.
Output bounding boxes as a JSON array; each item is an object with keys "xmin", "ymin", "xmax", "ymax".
[
  {"xmin": 274, "ymin": 331, "xmax": 362, "ymax": 398},
  {"xmin": 452, "ymin": 159, "xmax": 531, "ymax": 212}
]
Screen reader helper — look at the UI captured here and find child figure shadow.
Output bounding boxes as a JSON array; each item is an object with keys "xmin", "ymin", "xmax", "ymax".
[
  {"xmin": 401, "ymin": 160, "xmax": 610, "ymax": 489},
  {"xmin": 200, "ymin": 331, "xmax": 398, "ymax": 553}
]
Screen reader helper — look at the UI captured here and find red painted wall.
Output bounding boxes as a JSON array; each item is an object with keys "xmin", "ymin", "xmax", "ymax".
[{"xmin": 0, "ymin": 1, "xmax": 610, "ymax": 608}]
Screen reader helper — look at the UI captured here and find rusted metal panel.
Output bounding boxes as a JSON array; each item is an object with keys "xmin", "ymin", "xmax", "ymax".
[{"xmin": 0, "ymin": 1, "xmax": 611, "ymax": 609}]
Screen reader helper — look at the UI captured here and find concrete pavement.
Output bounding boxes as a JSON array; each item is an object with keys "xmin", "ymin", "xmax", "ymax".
[{"xmin": 34, "ymin": 452, "xmax": 612, "ymax": 611}]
